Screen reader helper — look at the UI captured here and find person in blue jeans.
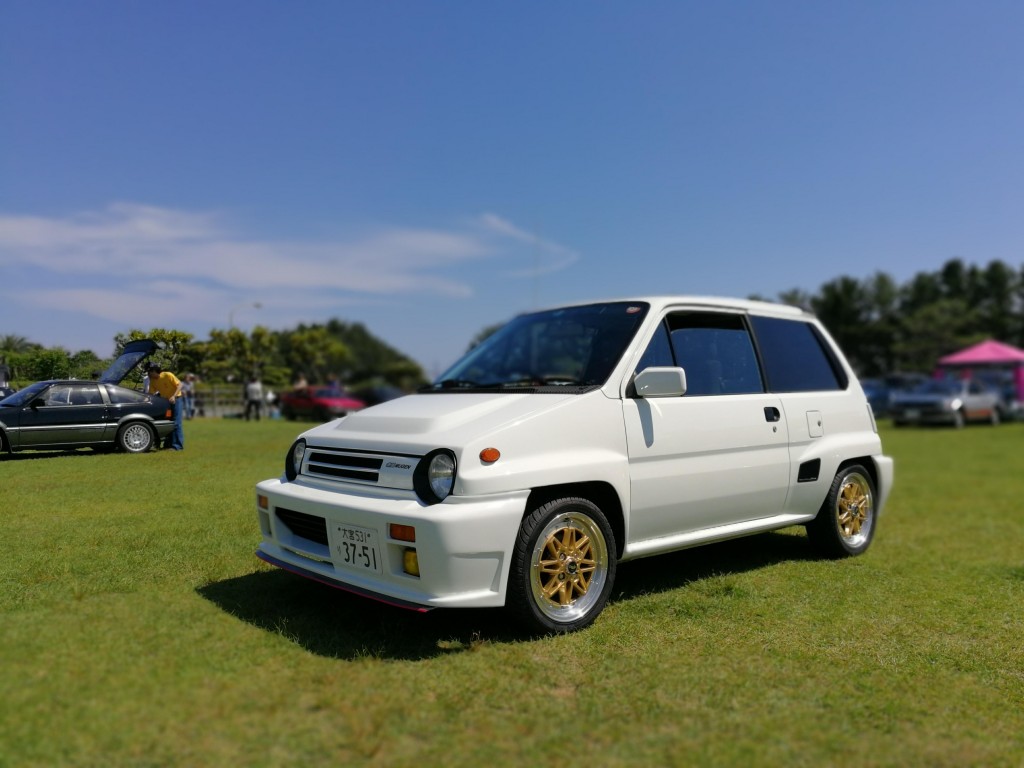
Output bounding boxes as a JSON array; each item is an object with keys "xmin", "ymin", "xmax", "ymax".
[{"xmin": 146, "ymin": 362, "xmax": 185, "ymax": 450}]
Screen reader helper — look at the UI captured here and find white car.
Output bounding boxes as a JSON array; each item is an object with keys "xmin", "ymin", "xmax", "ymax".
[{"xmin": 255, "ymin": 297, "xmax": 894, "ymax": 633}]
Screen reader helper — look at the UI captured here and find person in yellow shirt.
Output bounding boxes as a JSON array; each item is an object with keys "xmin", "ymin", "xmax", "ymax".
[{"xmin": 147, "ymin": 362, "xmax": 185, "ymax": 450}]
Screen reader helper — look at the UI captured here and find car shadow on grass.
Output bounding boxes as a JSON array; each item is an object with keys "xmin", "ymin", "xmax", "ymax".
[
  {"xmin": 1, "ymin": 448, "xmax": 107, "ymax": 461},
  {"xmin": 198, "ymin": 530, "xmax": 820, "ymax": 660}
]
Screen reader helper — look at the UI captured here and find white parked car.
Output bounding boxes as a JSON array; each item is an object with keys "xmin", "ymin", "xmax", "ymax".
[{"xmin": 255, "ymin": 297, "xmax": 894, "ymax": 633}]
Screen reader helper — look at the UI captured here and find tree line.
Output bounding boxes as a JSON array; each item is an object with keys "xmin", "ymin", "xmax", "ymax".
[
  {"xmin": 3, "ymin": 257, "xmax": 1023, "ymax": 389},
  {"xmin": 756, "ymin": 258, "xmax": 1024, "ymax": 376},
  {"xmin": 0, "ymin": 319, "xmax": 427, "ymax": 393}
]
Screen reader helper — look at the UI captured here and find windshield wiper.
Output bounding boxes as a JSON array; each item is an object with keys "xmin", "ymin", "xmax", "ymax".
[
  {"xmin": 499, "ymin": 375, "xmax": 583, "ymax": 388},
  {"xmin": 420, "ymin": 378, "xmax": 482, "ymax": 391},
  {"xmin": 424, "ymin": 375, "xmax": 584, "ymax": 392}
]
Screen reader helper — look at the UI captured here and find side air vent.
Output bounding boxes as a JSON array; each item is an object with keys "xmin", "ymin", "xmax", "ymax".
[{"xmin": 797, "ymin": 459, "xmax": 821, "ymax": 483}]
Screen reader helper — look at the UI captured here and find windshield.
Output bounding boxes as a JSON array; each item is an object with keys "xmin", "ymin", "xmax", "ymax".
[
  {"xmin": 430, "ymin": 302, "xmax": 650, "ymax": 391},
  {"xmin": 0, "ymin": 381, "xmax": 51, "ymax": 407}
]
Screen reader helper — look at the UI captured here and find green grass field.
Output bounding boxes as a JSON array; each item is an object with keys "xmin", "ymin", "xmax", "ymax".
[{"xmin": 2, "ymin": 418, "xmax": 1022, "ymax": 766}]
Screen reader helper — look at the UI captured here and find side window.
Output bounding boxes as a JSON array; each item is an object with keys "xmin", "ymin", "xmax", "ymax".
[
  {"xmin": 750, "ymin": 316, "xmax": 846, "ymax": 392},
  {"xmin": 104, "ymin": 385, "xmax": 150, "ymax": 405},
  {"xmin": 69, "ymin": 385, "xmax": 102, "ymax": 405},
  {"xmin": 634, "ymin": 321, "xmax": 675, "ymax": 373},
  {"xmin": 45, "ymin": 385, "xmax": 74, "ymax": 406},
  {"xmin": 667, "ymin": 312, "xmax": 764, "ymax": 396}
]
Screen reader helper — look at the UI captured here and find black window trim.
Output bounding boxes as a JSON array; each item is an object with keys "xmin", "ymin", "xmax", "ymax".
[
  {"xmin": 630, "ymin": 309, "xmax": 768, "ymax": 398},
  {"xmin": 747, "ymin": 314, "xmax": 849, "ymax": 394},
  {"xmin": 629, "ymin": 309, "xmax": 851, "ymax": 398}
]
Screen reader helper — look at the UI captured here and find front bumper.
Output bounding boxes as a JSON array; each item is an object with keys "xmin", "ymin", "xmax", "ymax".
[{"xmin": 255, "ymin": 477, "xmax": 529, "ymax": 610}]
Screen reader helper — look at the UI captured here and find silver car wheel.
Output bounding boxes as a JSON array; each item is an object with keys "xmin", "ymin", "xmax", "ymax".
[{"xmin": 119, "ymin": 423, "xmax": 154, "ymax": 453}]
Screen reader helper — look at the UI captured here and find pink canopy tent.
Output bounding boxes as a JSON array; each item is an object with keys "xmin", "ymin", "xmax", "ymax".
[{"xmin": 937, "ymin": 339, "xmax": 1024, "ymax": 402}]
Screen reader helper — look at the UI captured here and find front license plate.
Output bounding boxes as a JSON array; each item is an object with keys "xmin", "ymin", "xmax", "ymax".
[
  {"xmin": 328, "ymin": 523, "xmax": 382, "ymax": 574},
  {"xmin": 905, "ymin": 409, "xmax": 920, "ymax": 419}
]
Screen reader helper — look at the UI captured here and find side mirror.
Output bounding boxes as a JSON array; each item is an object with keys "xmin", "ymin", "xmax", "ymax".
[
  {"xmin": 30, "ymin": 397, "xmax": 46, "ymax": 409},
  {"xmin": 634, "ymin": 367, "xmax": 687, "ymax": 398}
]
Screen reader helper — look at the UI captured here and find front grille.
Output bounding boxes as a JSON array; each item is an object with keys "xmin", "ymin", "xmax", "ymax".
[
  {"xmin": 276, "ymin": 507, "xmax": 328, "ymax": 545},
  {"xmin": 306, "ymin": 450, "xmax": 383, "ymax": 483}
]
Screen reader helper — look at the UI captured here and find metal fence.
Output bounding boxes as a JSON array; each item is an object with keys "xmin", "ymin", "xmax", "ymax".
[{"xmin": 190, "ymin": 384, "xmax": 247, "ymax": 418}]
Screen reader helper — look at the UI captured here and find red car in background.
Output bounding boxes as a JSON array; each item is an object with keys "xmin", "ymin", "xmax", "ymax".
[{"xmin": 277, "ymin": 386, "xmax": 366, "ymax": 422}]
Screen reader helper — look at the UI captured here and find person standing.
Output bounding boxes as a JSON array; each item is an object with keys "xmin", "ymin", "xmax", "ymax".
[
  {"xmin": 147, "ymin": 362, "xmax": 185, "ymax": 450},
  {"xmin": 181, "ymin": 373, "xmax": 197, "ymax": 419},
  {"xmin": 244, "ymin": 376, "xmax": 264, "ymax": 421}
]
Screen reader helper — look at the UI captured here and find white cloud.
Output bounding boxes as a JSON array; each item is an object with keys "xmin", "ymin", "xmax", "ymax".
[
  {"xmin": 0, "ymin": 203, "xmax": 491, "ymax": 297},
  {"xmin": 477, "ymin": 212, "xmax": 581, "ymax": 277},
  {"xmin": 0, "ymin": 203, "xmax": 582, "ymax": 344}
]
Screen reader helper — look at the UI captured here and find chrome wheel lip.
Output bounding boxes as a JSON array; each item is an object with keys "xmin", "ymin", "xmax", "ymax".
[
  {"xmin": 529, "ymin": 511, "xmax": 609, "ymax": 623},
  {"xmin": 836, "ymin": 470, "xmax": 874, "ymax": 549}
]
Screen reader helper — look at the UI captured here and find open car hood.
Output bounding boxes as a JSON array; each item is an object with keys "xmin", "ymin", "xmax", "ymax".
[{"xmin": 98, "ymin": 339, "xmax": 159, "ymax": 385}]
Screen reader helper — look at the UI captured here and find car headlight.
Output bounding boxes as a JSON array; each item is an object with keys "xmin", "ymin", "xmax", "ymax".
[
  {"xmin": 414, "ymin": 449, "xmax": 457, "ymax": 505},
  {"xmin": 285, "ymin": 439, "xmax": 306, "ymax": 481}
]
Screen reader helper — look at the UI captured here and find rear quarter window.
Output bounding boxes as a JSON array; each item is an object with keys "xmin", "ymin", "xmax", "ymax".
[
  {"xmin": 750, "ymin": 316, "xmax": 847, "ymax": 393},
  {"xmin": 104, "ymin": 385, "xmax": 152, "ymax": 405}
]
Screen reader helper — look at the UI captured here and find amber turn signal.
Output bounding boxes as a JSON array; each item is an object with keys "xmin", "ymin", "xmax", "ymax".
[
  {"xmin": 479, "ymin": 447, "xmax": 501, "ymax": 463},
  {"xmin": 389, "ymin": 523, "xmax": 416, "ymax": 542},
  {"xmin": 257, "ymin": 494, "xmax": 269, "ymax": 510}
]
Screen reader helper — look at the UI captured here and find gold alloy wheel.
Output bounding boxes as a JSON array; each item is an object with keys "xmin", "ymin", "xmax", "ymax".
[
  {"xmin": 836, "ymin": 470, "xmax": 873, "ymax": 547},
  {"xmin": 530, "ymin": 512, "xmax": 609, "ymax": 623}
]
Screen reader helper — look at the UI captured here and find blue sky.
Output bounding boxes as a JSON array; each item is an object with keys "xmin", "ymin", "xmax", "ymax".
[{"xmin": 2, "ymin": 2, "xmax": 1022, "ymax": 375}]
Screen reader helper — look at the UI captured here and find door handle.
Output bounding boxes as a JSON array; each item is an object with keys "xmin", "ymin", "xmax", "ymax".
[{"xmin": 764, "ymin": 406, "xmax": 781, "ymax": 422}]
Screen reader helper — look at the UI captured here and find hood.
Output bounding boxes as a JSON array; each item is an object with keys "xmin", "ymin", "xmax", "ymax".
[
  {"xmin": 99, "ymin": 339, "xmax": 159, "ymax": 385},
  {"xmin": 302, "ymin": 391, "xmax": 583, "ymax": 450}
]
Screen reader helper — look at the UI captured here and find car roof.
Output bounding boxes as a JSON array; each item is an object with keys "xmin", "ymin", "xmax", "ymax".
[{"xmin": 521, "ymin": 296, "xmax": 809, "ymax": 319}]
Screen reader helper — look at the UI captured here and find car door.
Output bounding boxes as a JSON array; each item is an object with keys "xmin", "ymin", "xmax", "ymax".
[
  {"xmin": 623, "ymin": 310, "xmax": 791, "ymax": 544},
  {"xmin": 17, "ymin": 383, "xmax": 108, "ymax": 448},
  {"xmin": 15, "ymin": 383, "xmax": 75, "ymax": 447},
  {"xmin": 64, "ymin": 383, "xmax": 109, "ymax": 445}
]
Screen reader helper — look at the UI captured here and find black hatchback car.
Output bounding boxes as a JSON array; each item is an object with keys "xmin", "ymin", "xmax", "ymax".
[{"xmin": 0, "ymin": 340, "xmax": 175, "ymax": 455}]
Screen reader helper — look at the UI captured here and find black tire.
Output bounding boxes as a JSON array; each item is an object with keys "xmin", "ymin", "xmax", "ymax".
[
  {"xmin": 807, "ymin": 464, "xmax": 877, "ymax": 558},
  {"xmin": 117, "ymin": 422, "xmax": 155, "ymax": 453},
  {"xmin": 508, "ymin": 497, "xmax": 616, "ymax": 634}
]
